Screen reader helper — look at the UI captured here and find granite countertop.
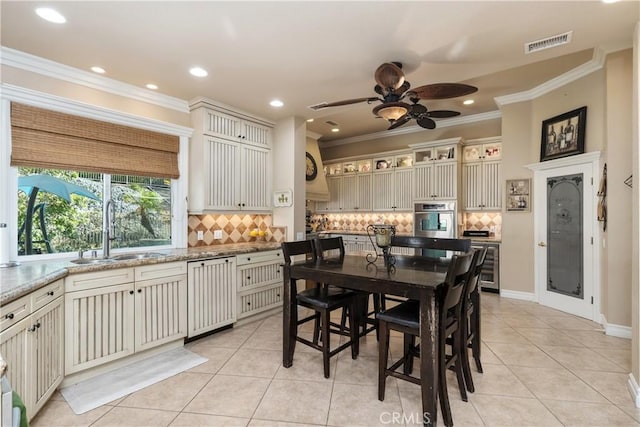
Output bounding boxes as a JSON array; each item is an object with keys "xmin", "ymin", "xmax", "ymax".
[
  {"xmin": 319, "ymin": 230, "xmax": 501, "ymax": 243},
  {"xmin": 1, "ymin": 242, "xmax": 282, "ymax": 306}
]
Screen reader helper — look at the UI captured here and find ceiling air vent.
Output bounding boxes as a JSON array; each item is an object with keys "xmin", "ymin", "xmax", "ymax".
[
  {"xmin": 325, "ymin": 120, "xmax": 339, "ymax": 126},
  {"xmin": 525, "ymin": 31, "xmax": 572, "ymax": 54}
]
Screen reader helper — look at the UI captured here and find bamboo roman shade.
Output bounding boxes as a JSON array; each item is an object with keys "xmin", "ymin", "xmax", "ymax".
[{"xmin": 10, "ymin": 103, "xmax": 180, "ymax": 178}]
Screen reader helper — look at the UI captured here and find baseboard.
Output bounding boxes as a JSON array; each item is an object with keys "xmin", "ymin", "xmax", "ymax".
[
  {"xmin": 628, "ymin": 374, "xmax": 640, "ymax": 408},
  {"xmin": 600, "ymin": 314, "xmax": 632, "ymax": 339},
  {"xmin": 499, "ymin": 289, "xmax": 536, "ymax": 301}
]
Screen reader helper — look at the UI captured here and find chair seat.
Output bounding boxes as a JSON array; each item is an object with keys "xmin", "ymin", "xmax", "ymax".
[
  {"xmin": 297, "ymin": 287, "xmax": 358, "ymax": 309},
  {"xmin": 376, "ymin": 300, "xmax": 419, "ymax": 329}
]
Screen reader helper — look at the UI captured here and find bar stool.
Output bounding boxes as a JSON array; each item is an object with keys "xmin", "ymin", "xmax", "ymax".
[
  {"xmin": 281, "ymin": 240, "xmax": 360, "ymax": 378},
  {"xmin": 313, "ymin": 237, "xmax": 380, "ymax": 338},
  {"xmin": 376, "ymin": 251, "xmax": 475, "ymax": 427}
]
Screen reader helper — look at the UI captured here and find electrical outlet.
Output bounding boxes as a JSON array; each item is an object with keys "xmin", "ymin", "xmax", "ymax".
[
  {"xmin": 213, "ymin": 230, "xmax": 223, "ymax": 239},
  {"xmin": 197, "ymin": 231, "xmax": 204, "ymax": 240},
  {"xmin": 296, "ymin": 232, "xmax": 304, "ymax": 241}
]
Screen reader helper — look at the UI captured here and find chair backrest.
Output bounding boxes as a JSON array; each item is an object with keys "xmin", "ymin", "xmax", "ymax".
[
  {"xmin": 391, "ymin": 235, "xmax": 472, "ymax": 252},
  {"xmin": 465, "ymin": 247, "xmax": 488, "ymax": 297},
  {"xmin": 281, "ymin": 240, "xmax": 316, "ymax": 264},
  {"xmin": 441, "ymin": 250, "xmax": 475, "ymax": 313},
  {"xmin": 313, "ymin": 236, "xmax": 345, "ymax": 260}
]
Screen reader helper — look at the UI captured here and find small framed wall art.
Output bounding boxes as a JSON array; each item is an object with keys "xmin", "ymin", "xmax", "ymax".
[
  {"xmin": 273, "ymin": 189, "xmax": 293, "ymax": 207},
  {"xmin": 506, "ymin": 178, "xmax": 531, "ymax": 212},
  {"xmin": 540, "ymin": 106, "xmax": 587, "ymax": 162}
]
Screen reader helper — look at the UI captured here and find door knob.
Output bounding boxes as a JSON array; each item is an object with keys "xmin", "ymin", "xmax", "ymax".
[{"xmin": 538, "ymin": 241, "xmax": 546, "ymax": 247}]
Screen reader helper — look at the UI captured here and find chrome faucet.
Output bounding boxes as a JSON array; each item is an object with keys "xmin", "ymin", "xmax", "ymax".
[{"xmin": 103, "ymin": 199, "xmax": 116, "ymax": 258}]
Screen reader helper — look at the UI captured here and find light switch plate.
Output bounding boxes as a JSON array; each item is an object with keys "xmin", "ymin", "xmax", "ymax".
[
  {"xmin": 213, "ymin": 230, "xmax": 223, "ymax": 239},
  {"xmin": 197, "ymin": 231, "xmax": 204, "ymax": 240}
]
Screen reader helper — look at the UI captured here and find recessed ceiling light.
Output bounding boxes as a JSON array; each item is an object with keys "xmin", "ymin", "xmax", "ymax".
[
  {"xmin": 602, "ymin": 0, "xmax": 619, "ymax": 3},
  {"xmin": 306, "ymin": 118, "xmax": 314, "ymax": 123},
  {"xmin": 146, "ymin": 83, "xmax": 158, "ymax": 90},
  {"xmin": 270, "ymin": 99, "xmax": 284, "ymax": 108},
  {"xmin": 463, "ymin": 99, "xmax": 474, "ymax": 105},
  {"xmin": 90, "ymin": 66, "xmax": 106, "ymax": 74},
  {"xmin": 35, "ymin": 7, "xmax": 66, "ymax": 24},
  {"xmin": 331, "ymin": 128, "xmax": 340, "ymax": 133},
  {"xmin": 189, "ymin": 67, "xmax": 208, "ymax": 77}
]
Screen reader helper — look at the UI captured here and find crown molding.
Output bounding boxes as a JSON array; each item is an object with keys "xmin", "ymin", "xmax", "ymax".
[
  {"xmin": 495, "ymin": 47, "xmax": 609, "ymax": 107},
  {"xmin": 306, "ymin": 130, "xmax": 322, "ymax": 140},
  {"xmin": 320, "ymin": 110, "xmax": 502, "ymax": 147},
  {"xmin": 525, "ymin": 151, "xmax": 601, "ymax": 171},
  {"xmin": 1, "ymin": 83, "xmax": 193, "ymax": 137},
  {"xmin": 1, "ymin": 47, "xmax": 189, "ymax": 114}
]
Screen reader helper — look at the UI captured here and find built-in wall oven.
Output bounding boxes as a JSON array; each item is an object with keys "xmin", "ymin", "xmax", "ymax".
[
  {"xmin": 414, "ymin": 202, "xmax": 456, "ymax": 257},
  {"xmin": 414, "ymin": 202, "xmax": 456, "ymax": 238}
]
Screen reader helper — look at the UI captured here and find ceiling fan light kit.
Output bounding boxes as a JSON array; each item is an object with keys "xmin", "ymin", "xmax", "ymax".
[{"xmin": 310, "ymin": 62, "xmax": 478, "ymax": 131}]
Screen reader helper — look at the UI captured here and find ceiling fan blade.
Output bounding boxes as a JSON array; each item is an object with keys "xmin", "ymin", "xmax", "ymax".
[
  {"xmin": 387, "ymin": 115, "xmax": 411, "ymax": 130},
  {"xmin": 411, "ymin": 83, "xmax": 478, "ymax": 100},
  {"xmin": 309, "ymin": 97, "xmax": 379, "ymax": 110},
  {"xmin": 417, "ymin": 117, "xmax": 436, "ymax": 129},
  {"xmin": 374, "ymin": 62, "xmax": 405, "ymax": 90},
  {"xmin": 427, "ymin": 110, "xmax": 461, "ymax": 119}
]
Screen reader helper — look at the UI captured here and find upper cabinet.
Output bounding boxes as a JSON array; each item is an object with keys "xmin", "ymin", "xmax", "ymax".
[
  {"xmin": 189, "ymin": 98, "xmax": 274, "ymax": 213},
  {"xmin": 461, "ymin": 137, "xmax": 502, "ymax": 211},
  {"xmin": 410, "ymin": 138, "xmax": 462, "ymax": 201}
]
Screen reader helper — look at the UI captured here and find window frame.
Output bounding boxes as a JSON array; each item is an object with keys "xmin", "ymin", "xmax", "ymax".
[{"xmin": 0, "ymin": 91, "xmax": 191, "ymax": 262}]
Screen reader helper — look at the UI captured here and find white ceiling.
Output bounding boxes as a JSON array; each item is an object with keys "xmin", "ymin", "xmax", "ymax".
[{"xmin": 1, "ymin": 1, "xmax": 638, "ymax": 143}]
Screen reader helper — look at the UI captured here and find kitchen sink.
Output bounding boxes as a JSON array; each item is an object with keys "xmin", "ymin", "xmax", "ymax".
[
  {"xmin": 69, "ymin": 257, "xmax": 115, "ymax": 265},
  {"xmin": 108, "ymin": 252, "xmax": 166, "ymax": 261}
]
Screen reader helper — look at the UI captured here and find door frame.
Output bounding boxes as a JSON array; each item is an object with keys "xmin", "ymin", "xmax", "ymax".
[{"xmin": 527, "ymin": 151, "xmax": 602, "ymax": 322}]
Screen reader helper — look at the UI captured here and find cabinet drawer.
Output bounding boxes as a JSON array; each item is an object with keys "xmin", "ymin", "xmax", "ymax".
[
  {"xmin": 236, "ymin": 250, "xmax": 282, "ymax": 266},
  {"xmin": 135, "ymin": 262, "xmax": 187, "ymax": 282},
  {"xmin": 237, "ymin": 283, "xmax": 283, "ymax": 319},
  {"xmin": 65, "ymin": 268, "xmax": 134, "ymax": 292},
  {"xmin": 0, "ymin": 295, "xmax": 30, "ymax": 331},
  {"xmin": 31, "ymin": 279, "xmax": 64, "ymax": 312},
  {"xmin": 237, "ymin": 260, "xmax": 282, "ymax": 291}
]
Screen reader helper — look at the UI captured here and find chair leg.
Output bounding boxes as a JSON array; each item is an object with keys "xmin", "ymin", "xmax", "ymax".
[
  {"xmin": 312, "ymin": 312, "xmax": 320, "ymax": 345},
  {"xmin": 348, "ymin": 302, "xmax": 359, "ymax": 359},
  {"xmin": 321, "ymin": 309, "xmax": 331, "ymax": 378},
  {"xmin": 340, "ymin": 307, "xmax": 348, "ymax": 333},
  {"xmin": 439, "ymin": 344, "xmax": 453, "ymax": 427},
  {"xmin": 471, "ymin": 293, "xmax": 483, "ymax": 373},
  {"xmin": 378, "ymin": 319, "xmax": 389, "ymax": 401},
  {"xmin": 460, "ymin": 321, "xmax": 475, "ymax": 393},
  {"xmin": 403, "ymin": 334, "xmax": 416, "ymax": 375},
  {"xmin": 454, "ymin": 328, "xmax": 469, "ymax": 401},
  {"xmin": 373, "ymin": 293, "xmax": 381, "ymax": 341}
]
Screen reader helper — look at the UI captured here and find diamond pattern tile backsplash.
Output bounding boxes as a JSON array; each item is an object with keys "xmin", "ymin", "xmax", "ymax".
[
  {"xmin": 462, "ymin": 212, "xmax": 502, "ymax": 237},
  {"xmin": 188, "ymin": 214, "xmax": 286, "ymax": 247},
  {"xmin": 310, "ymin": 213, "xmax": 414, "ymax": 233}
]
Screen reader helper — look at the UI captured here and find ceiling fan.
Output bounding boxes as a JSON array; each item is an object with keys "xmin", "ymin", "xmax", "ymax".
[{"xmin": 309, "ymin": 62, "xmax": 478, "ymax": 130}]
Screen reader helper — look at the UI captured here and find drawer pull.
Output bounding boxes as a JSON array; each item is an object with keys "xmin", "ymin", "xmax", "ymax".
[
  {"xmin": 247, "ymin": 257, "xmax": 251, "ymax": 261},
  {"xmin": 5, "ymin": 313, "xmax": 14, "ymax": 320},
  {"xmin": 137, "ymin": 289, "xmax": 142, "ymax": 293},
  {"xmin": 28, "ymin": 322, "xmax": 41, "ymax": 332},
  {"xmin": 129, "ymin": 290, "xmax": 134, "ymax": 295},
  {"xmin": 225, "ymin": 259, "xmax": 229, "ymax": 263},
  {"xmin": 201, "ymin": 262, "xmax": 205, "ymax": 266},
  {"xmin": 47, "ymin": 291, "xmax": 55, "ymax": 296}
]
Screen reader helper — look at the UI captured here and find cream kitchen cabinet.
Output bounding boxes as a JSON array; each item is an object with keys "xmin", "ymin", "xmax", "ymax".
[
  {"xmin": 1, "ymin": 280, "xmax": 64, "ymax": 420},
  {"xmin": 411, "ymin": 138, "xmax": 461, "ymax": 201},
  {"xmin": 236, "ymin": 250, "xmax": 283, "ymax": 319},
  {"xmin": 339, "ymin": 234, "xmax": 375, "ymax": 254},
  {"xmin": 341, "ymin": 173, "xmax": 373, "ymax": 211},
  {"xmin": 187, "ymin": 256, "xmax": 236, "ymax": 337},
  {"xmin": 204, "ymin": 138, "xmax": 271, "ymax": 211},
  {"xmin": 372, "ymin": 168, "xmax": 413, "ymax": 211},
  {"xmin": 64, "ymin": 262, "xmax": 187, "ymax": 374},
  {"xmin": 189, "ymin": 98, "xmax": 274, "ymax": 213},
  {"xmin": 462, "ymin": 138, "xmax": 502, "ymax": 210},
  {"xmin": 316, "ymin": 175, "xmax": 343, "ymax": 212}
]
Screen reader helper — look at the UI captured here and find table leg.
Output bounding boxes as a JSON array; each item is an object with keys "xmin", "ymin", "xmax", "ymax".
[
  {"xmin": 283, "ymin": 266, "xmax": 296, "ymax": 367},
  {"xmin": 419, "ymin": 292, "xmax": 438, "ymax": 426}
]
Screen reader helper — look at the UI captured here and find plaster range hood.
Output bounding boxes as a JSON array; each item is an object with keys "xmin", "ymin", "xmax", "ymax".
[{"xmin": 306, "ymin": 132, "xmax": 330, "ymax": 201}]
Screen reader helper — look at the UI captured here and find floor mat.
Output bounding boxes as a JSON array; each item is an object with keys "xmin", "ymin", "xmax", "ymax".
[{"xmin": 60, "ymin": 347, "xmax": 207, "ymax": 414}]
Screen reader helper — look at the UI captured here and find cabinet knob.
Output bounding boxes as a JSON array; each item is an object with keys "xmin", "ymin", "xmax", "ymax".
[
  {"xmin": 5, "ymin": 313, "xmax": 14, "ymax": 320},
  {"xmin": 138, "ymin": 289, "xmax": 142, "ymax": 293},
  {"xmin": 201, "ymin": 262, "xmax": 205, "ymax": 266},
  {"xmin": 247, "ymin": 257, "xmax": 251, "ymax": 261},
  {"xmin": 246, "ymin": 276, "xmax": 251, "ymax": 280},
  {"xmin": 47, "ymin": 291, "xmax": 55, "ymax": 296},
  {"xmin": 225, "ymin": 259, "xmax": 229, "ymax": 263},
  {"xmin": 247, "ymin": 301, "xmax": 251, "ymax": 305},
  {"xmin": 129, "ymin": 290, "xmax": 134, "ymax": 295}
]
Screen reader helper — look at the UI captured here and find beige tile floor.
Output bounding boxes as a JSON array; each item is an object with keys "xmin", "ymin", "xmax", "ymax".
[{"xmin": 32, "ymin": 293, "xmax": 640, "ymax": 426}]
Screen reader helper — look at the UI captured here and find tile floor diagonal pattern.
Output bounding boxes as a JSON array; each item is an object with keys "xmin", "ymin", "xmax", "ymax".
[{"xmin": 32, "ymin": 294, "xmax": 640, "ymax": 426}]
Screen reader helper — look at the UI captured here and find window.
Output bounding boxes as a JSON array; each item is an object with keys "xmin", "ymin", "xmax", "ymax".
[{"xmin": 18, "ymin": 168, "xmax": 172, "ymax": 257}]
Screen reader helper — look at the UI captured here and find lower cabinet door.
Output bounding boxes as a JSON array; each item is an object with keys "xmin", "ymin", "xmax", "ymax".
[
  {"xmin": 29, "ymin": 296, "xmax": 64, "ymax": 416},
  {"xmin": 65, "ymin": 283, "xmax": 135, "ymax": 374},
  {"xmin": 187, "ymin": 257, "xmax": 237, "ymax": 337},
  {"xmin": 0, "ymin": 318, "xmax": 29, "ymax": 415},
  {"xmin": 134, "ymin": 274, "xmax": 187, "ymax": 352}
]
